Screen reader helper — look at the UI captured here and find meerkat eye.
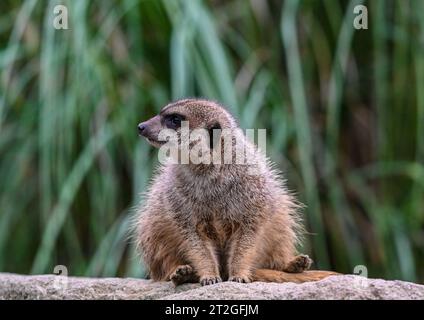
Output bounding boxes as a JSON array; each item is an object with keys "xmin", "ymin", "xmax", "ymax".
[{"xmin": 164, "ymin": 114, "xmax": 185, "ymax": 129}]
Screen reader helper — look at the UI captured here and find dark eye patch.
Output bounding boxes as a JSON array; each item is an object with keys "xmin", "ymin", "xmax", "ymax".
[
  {"xmin": 163, "ymin": 114, "xmax": 185, "ymax": 129},
  {"xmin": 208, "ymin": 123, "xmax": 222, "ymax": 149}
]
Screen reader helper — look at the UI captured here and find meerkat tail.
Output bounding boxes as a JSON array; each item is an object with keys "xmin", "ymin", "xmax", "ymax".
[{"xmin": 252, "ymin": 269, "xmax": 340, "ymax": 283}]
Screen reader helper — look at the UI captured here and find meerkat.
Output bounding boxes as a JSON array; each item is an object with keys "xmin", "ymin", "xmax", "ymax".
[{"xmin": 134, "ymin": 98, "xmax": 338, "ymax": 286}]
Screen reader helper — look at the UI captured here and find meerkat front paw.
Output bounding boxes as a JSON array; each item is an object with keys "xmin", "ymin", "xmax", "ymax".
[
  {"xmin": 284, "ymin": 254, "xmax": 313, "ymax": 273},
  {"xmin": 200, "ymin": 276, "xmax": 222, "ymax": 286},
  {"xmin": 228, "ymin": 275, "xmax": 251, "ymax": 283},
  {"xmin": 170, "ymin": 265, "xmax": 196, "ymax": 286}
]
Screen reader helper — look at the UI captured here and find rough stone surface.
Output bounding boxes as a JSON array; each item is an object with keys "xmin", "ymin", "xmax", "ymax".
[{"xmin": 0, "ymin": 273, "xmax": 423, "ymax": 300}]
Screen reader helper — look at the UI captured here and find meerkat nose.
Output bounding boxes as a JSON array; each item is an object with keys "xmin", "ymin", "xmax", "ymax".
[{"xmin": 138, "ymin": 123, "xmax": 147, "ymax": 136}]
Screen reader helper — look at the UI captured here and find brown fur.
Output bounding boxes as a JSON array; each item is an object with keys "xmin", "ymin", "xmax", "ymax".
[{"xmin": 134, "ymin": 98, "xmax": 339, "ymax": 286}]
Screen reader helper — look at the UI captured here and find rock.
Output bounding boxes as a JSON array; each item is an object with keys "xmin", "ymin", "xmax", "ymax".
[{"xmin": 0, "ymin": 273, "xmax": 423, "ymax": 300}]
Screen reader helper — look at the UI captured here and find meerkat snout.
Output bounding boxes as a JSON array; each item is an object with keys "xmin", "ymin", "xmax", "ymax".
[
  {"xmin": 137, "ymin": 114, "xmax": 168, "ymax": 147},
  {"xmin": 137, "ymin": 123, "xmax": 146, "ymax": 135},
  {"xmin": 137, "ymin": 116, "xmax": 159, "ymax": 138}
]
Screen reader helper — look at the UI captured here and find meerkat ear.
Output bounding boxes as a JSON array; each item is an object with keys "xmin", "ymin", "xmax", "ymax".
[{"xmin": 208, "ymin": 122, "xmax": 222, "ymax": 149}]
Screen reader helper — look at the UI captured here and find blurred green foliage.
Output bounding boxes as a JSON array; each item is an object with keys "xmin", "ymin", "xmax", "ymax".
[{"xmin": 0, "ymin": 0, "xmax": 423, "ymax": 282}]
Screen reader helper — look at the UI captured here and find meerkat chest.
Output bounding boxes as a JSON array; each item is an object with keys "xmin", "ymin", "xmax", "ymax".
[
  {"xmin": 195, "ymin": 213, "xmax": 236, "ymax": 247},
  {"xmin": 172, "ymin": 169, "xmax": 268, "ymax": 232},
  {"xmin": 176, "ymin": 175, "xmax": 241, "ymax": 213}
]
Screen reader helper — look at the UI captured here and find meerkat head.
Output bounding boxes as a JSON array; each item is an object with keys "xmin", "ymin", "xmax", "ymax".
[
  {"xmin": 138, "ymin": 98, "xmax": 261, "ymax": 172},
  {"xmin": 137, "ymin": 98, "xmax": 237, "ymax": 150}
]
